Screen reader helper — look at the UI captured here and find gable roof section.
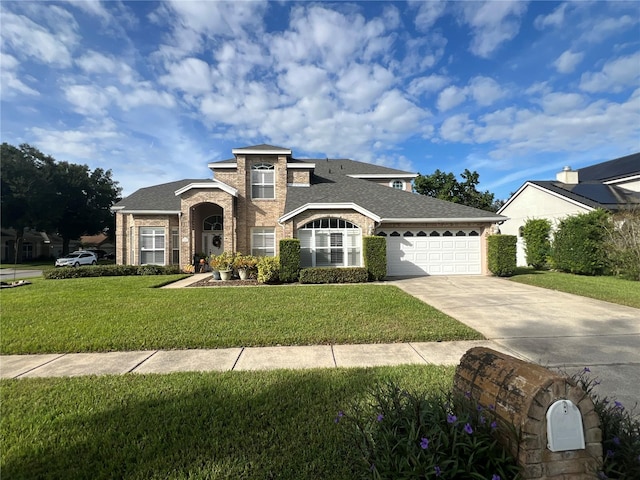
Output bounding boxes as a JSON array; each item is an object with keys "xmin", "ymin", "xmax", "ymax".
[
  {"xmin": 528, "ymin": 181, "xmax": 640, "ymax": 211},
  {"xmin": 112, "ymin": 179, "xmax": 209, "ymax": 213},
  {"xmin": 282, "ymin": 160, "xmax": 504, "ymax": 223},
  {"xmin": 577, "ymin": 152, "xmax": 640, "ymax": 182}
]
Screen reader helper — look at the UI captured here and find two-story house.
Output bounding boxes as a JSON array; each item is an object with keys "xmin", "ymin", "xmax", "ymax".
[
  {"xmin": 497, "ymin": 151, "xmax": 640, "ymax": 266},
  {"xmin": 112, "ymin": 144, "xmax": 504, "ymax": 276}
]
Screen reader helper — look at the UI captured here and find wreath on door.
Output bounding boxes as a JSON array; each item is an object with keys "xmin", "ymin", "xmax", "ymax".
[{"xmin": 212, "ymin": 235, "xmax": 222, "ymax": 249}]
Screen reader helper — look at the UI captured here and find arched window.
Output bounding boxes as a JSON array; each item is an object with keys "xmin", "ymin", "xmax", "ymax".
[
  {"xmin": 298, "ymin": 218, "xmax": 361, "ymax": 267},
  {"xmin": 391, "ymin": 180, "xmax": 404, "ymax": 190},
  {"xmin": 251, "ymin": 163, "xmax": 275, "ymax": 199},
  {"xmin": 203, "ymin": 215, "xmax": 223, "ymax": 231}
]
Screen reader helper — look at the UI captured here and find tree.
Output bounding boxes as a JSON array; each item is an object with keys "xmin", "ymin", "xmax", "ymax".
[
  {"xmin": 0, "ymin": 142, "xmax": 121, "ymax": 258},
  {"xmin": 413, "ymin": 168, "xmax": 499, "ymax": 212},
  {"xmin": 0, "ymin": 143, "xmax": 56, "ymax": 263}
]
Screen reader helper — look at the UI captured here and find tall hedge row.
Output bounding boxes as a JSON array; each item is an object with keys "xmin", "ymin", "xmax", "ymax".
[
  {"xmin": 363, "ymin": 235, "xmax": 387, "ymax": 281},
  {"xmin": 522, "ymin": 218, "xmax": 552, "ymax": 269},
  {"xmin": 487, "ymin": 235, "xmax": 517, "ymax": 277},
  {"xmin": 279, "ymin": 239, "xmax": 300, "ymax": 283}
]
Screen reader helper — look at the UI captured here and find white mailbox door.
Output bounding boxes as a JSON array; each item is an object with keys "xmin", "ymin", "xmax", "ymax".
[{"xmin": 546, "ymin": 399, "xmax": 586, "ymax": 452}]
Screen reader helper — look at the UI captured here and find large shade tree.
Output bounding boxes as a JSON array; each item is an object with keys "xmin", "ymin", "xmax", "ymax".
[
  {"xmin": 0, "ymin": 142, "xmax": 121, "ymax": 260},
  {"xmin": 413, "ymin": 169, "xmax": 501, "ymax": 212}
]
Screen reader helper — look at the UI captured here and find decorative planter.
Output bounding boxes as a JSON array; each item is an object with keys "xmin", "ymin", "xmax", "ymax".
[
  {"xmin": 212, "ymin": 270, "xmax": 221, "ymax": 281},
  {"xmin": 219, "ymin": 269, "xmax": 232, "ymax": 281},
  {"xmin": 238, "ymin": 268, "xmax": 248, "ymax": 280}
]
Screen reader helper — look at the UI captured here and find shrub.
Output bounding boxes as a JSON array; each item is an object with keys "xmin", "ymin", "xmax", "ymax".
[
  {"xmin": 44, "ymin": 265, "xmax": 180, "ymax": 279},
  {"xmin": 257, "ymin": 256, "xmax": 280, "ymax": 284},
  {"xmin": 337, "ymin": 382, "xmax": 521, "ymax": 479},
  {"xmin": 487, "ymin": 235, "xmax": 517, "ymax": 277},
  {"xmin": 299, "ymin": 267, "xmax": 368, "ymax": 284},
  {"xmin": 522, "ymin": 218, "xmax": 552, "ymax": 269},
  {"xmin": 363, "ymin": 236, "xmax": 387, "ymax": 281},
  {"xmin": 279, "ymin": 239, "xmax": 301, "ymax": 283},
  {"xmin": 570, "ymin": 368, "xmax": 640, "ymax": 479},
  {"xmin": 551, "ymin": 210, "xmax": 611, "ymax": 276},
  {"xmin": 605, "ymin": 209, "xmax": 640, "ymax": 281}
]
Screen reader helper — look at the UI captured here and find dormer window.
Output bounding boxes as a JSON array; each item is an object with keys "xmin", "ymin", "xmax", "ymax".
[
  {"xmin": 391, "ymin": 180, "xmax": 405, "ymax": 190},
  {"xmin": 252, "ymin": 163, "xmax": 275, "ymax": 199}
]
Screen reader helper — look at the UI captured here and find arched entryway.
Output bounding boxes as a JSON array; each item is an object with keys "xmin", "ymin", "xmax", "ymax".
[{"xmin": 202, "ymin": 214, "xmax": 224, "ymax": 257}]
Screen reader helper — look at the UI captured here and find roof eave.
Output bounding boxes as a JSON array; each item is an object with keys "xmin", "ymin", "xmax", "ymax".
[
  {"xmin": 378, "ymin": 217, "xmax": 505, "ymax": 223},
  {"xmin": 279, "ymin": 203, "xmax": 382, "ymax": 223},
  {"xmin": 174, "ymin": 181, "xmax": 238, "ymax": 197}
]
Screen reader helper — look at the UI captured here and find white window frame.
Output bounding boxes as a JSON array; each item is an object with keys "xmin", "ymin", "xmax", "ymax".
[
  {"xmin": 251, "ymin": 163, "xmax": 275, "ymax": 199},
  {"xmin": 390, "ymin": 179, "xmax": 405, "ymax": 190},
  {"xmin": 171, "ymin": 228, "xmax": 180, "ymax": 265},
  {"xmin": 298, "ymin": 218, "xmax": 361, "ymax": 268},
  {"xmin": 139, "ymin": 227, "xmax": 165, "ymax": 265},
  {"xmin": 251, "ymin": 227, "xmax": 276, "ymax": 257}
]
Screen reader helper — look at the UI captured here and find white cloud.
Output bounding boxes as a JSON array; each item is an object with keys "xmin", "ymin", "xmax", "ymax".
[
  {"xmin": 534, "ymin": 3, "xmax": 567, "ymax": 30},
  {"xmin": 408, "ymin": 74, "xmax": 450, "ymax": 97},
  {"xmin": 457, "ymin": 1, "xmax": 528, "ymax": 58},
  {"xmin": 553, "ymin": 50, "xmax": 584, "ymax": 74},
  {"xmin": 440, "ymin": 114, "xmax": 474, "ymax": 143},
  {"xmin": 581, "ymin": 15, "xmax": 638, "ymax": 43},
  {"xmin": 0, "ymin": 52, "xmax": 40, "ymax": 96},
  {"xmin": 63, "ymin": 84, "xmax": 111, "ymax": 115},
  {"xmin": 411, "ymin": 0, "xmax": 447, "ymax": 32},
  {"xmin": 539, "ymin": 92, "xmax": 585, "ymax": 115},
  {"xmin": 437, "ymin": 86, "xmax": 467, "ymax": 111},
  {"xmin": 0, "ymin": 10, "xmax": 78, "ymax": 66},
  {"xmin": 468, "ymin": 76, "xmax": 505, "ymax": 106},
  {"xmin": 579, "ymin": 51, "xmax": 640, "ymax": 93},
  {"xmin": 76, "ymin": 50, "xmax": 136, "ymax": 85},
  {"xmin": 160, "ymin": 57, "xmax": 213, "ymax": 95}
]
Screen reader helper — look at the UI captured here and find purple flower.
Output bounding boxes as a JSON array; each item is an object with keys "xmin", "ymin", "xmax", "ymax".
[
  {"xmin": 489, "ymin": 404, "xmax": 495, "ymax": 410},
  {"xmin": 583, "ymin": 367, "xmax": 591, "ymax": 373},
  {"xmin": 614, "ymin": 401, "xmax": 624, "ymax": 410},
  {"xmin": 476, "ymin": 404, "xmax": 483, "ymax": 411},
  {"xmin": 447, "ymin": 414, "xmax": 457, "ymax": 424},
  {"xmin": 598, "ymin": 472, "xmax": 608, "ymax": 480},
  {"xmin": 492, "ymin": 475, "xmax": 501, "ymax": 480},
  {"xmin": 490, "ymin": 421, "xmax": 498, "ymax": 430},
  {"xmin": 420, "ymin": 437, "xmax": 429, "ymax": 449},
  {"xmin": 334, "ymin": 411, "xmax": 344, "ymax": 423},
  {"xmin": 606, "ymin": 449, "xmax": 614, "ymax": 458},
  {"xmin": 613, "ymin": 436, "xmax": 620, "ymax": 445},
  {"xmin": 464, "ymin": 423, "xmax": 473, "ymax": 434},
  {"xmin": 464, "ymin": 391, "xmax": 471, "ymax": 399},
  {"xmin": 434, "ymin": 465, "xmax": 441, "ymax": 477},
  {"xmin": 376, "ymin": 413, "xmax": 384, "ymax": 422}
]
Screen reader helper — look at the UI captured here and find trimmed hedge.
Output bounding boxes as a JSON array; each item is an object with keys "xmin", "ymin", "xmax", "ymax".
[
  {"xmin": 299, "ymin": 267, "xmax": 368, "ymax": 284},
  {"xmin": 44, "ymin": 265, "xmax": 181, "ymax": 279},
  {"xmin": 279, "ymin": 239, "xmax": 301, "ymax": 283},
  {"xmin": 487, "ymin": 235, "xmax": 517, "ymax": 277},
  {"xmin": 522, "ymin": 218, "xmax": 551, "ymax": 269},
  {"xmin": 363, "ymin": 235, "xmax": 387, "ymax": 281},
  {"xmin": 551, "ymin": 209, "xmax": 610, "ymax": 276}
]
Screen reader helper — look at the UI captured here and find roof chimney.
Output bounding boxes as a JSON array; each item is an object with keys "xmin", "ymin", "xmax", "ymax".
[{"xmin": 556, "ymin": 166, "xmax": 579, "ymax": 184}]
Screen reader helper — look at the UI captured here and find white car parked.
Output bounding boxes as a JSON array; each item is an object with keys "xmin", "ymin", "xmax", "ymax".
[{"xmin": 55, "ymin": 251, "xmax": 98, "ymax": 267}]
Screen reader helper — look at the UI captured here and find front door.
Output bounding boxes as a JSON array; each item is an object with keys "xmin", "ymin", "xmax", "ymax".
[{"xmin": 202, "ymin": 231, "xmax": 224, "ymax": 257}]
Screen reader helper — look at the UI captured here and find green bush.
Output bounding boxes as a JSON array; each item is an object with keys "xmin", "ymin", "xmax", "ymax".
[
  {"xmin": 299, "ymin": 267, "xmax": 368, "ymax": 284},
  {"xmin": 522, "ymin": 218, "xmax": 552, "ymax": 269},
  {"xmin": 487, "ymin": 235, "xmax": 517, "ymax": 277},
  {"xmin": 551, "ymin": 210, "xmax": 610, "ymax": 276},
  {"xmin": 279, "ymin": 239, "xmax": 301, "ymax": 283},
  {"xmin": 338, "ymin": 382, "xmax": 521, "ymax": 479},
  {"xmin": 570, "ymin": 368, "xmax": 640, "ymax": 479},
  {"xmin": 44, "ymin": 265, "xmax": 180, "ymax": 279},
  {"xmin": 605, "ymin": 210, "xmax": 640, "ymax": 281},
  {"xmin": 363, "ymin": 235, "xmax": 387, "ymax": 281},
  {"xmin": 257, "ymin": 256, "xmax": 280, "ymax": 284}
]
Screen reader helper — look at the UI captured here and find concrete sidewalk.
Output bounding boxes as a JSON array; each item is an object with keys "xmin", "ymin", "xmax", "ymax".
[{"xmin": 0, "ymin": 340, "xmax": 520, "ymax": 379}]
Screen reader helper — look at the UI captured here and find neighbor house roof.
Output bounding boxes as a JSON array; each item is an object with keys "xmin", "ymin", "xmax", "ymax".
[
  {"xmin": 282, "ymin": 159, "xmax": 503, "ymax": 223},
  {"xmin": 526, "ymin": 180, "xmax": 640, "ymax": 211},
  {"xmin": 577, "ymin": 152, "xmax": 640, "ymax": 183}
]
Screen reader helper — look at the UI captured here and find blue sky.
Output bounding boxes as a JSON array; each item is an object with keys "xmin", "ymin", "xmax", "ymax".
[{"xmin": 1, "ymin": 1, "xmax": 639, "ymax": 200}]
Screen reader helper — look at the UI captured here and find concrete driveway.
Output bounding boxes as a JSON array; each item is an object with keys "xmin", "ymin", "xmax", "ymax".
[{"xmin": 391, "ymin": 275, "xmax": 640, "ymax": 408}]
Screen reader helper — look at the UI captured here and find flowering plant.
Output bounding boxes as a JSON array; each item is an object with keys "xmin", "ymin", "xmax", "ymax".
[{"xmin": 336, "ymin": 382, "xmax": 521, "ymax": 479}]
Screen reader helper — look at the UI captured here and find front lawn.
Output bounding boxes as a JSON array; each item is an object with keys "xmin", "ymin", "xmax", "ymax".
[
  {"xmin": 510, "ymin": 270, "xmax": 640, "ymax": 308},
  {"xmin": 0, "ymin": 365, "xmax": 454, "ymax": 480},
  {"xmin": 0, "ymin": 276, "xmax": 482, "ymax": 354}
]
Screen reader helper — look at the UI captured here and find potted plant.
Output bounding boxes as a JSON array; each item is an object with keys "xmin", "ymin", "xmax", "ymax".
[
  {"xmin": 233, "ymin": 253, "xmax": 258, "ymax": 280},
  {"xmin": 209, "ymin": 255, "xmax": 221, "ymax": 280},
  {"xmin": 214, "ymin": 251, "xmax": 234, "ymax": 281}
]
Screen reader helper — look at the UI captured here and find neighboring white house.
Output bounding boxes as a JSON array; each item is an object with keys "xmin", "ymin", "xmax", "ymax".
[{"xmin": 497, "ymin": 152, "xmax": 640, "ymax": 266}]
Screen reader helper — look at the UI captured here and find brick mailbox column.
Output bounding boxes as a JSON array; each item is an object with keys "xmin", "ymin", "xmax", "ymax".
[{"xmin": 454, "ymin": 347, "xmax": 602, "ymax": 479}]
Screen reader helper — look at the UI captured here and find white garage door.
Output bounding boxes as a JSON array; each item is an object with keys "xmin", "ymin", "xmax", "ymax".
[{"xmin": 381, "ymin": 229, "xmax": 482, "ymax": 276}]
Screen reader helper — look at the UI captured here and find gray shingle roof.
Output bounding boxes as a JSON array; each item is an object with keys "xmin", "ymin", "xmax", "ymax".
[
  {"xmin": 284, "ymin": 161, "xmax": 503, "ymax": 221},
  {"xmin": 529, "ymin": 181, "xmax": 640, "ymax": 211},
  {"xmin": 113, "ymin": 179, "xmax": 211, "ymax": 211}
]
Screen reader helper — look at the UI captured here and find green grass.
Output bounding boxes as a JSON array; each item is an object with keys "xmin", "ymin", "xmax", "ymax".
[
  {"xmin": 0, "ymin": 276, "xmax": 482, "ymax": 354},
  {"xmin": 0, "ymin": 365, "xmax": 454, "ymax": 480},
  {"xmin": 510, "ymin": 270, "xmax": 640, "ymax": 308}
]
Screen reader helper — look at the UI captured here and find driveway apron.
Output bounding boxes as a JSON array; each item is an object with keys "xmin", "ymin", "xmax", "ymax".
[{"xmin": 390, "ymin": 276, "xmax": 640, "ymax": 408}]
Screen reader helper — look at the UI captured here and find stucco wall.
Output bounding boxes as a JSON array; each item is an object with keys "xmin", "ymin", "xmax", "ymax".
[{"xmin": 499, "ymin": 185, "xmax": 591, "ymax": 266}]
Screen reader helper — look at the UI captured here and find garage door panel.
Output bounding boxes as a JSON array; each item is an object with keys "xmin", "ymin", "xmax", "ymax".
[{"xmin": 385, "ymin": 229, "xmax": 482, "ymax": 276}]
